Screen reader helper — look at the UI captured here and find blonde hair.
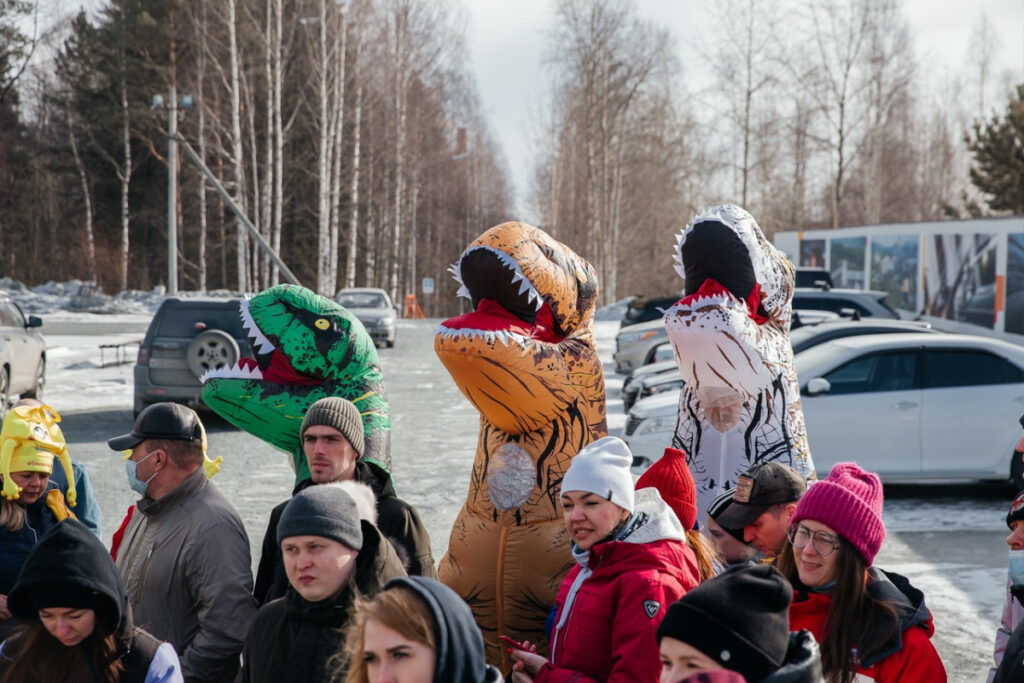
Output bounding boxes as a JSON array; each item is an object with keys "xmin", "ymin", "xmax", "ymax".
[
  {"xmin": 0, "ymin": 494, "xmax": 25, "ymax": 531},
  {"xmin": 343, "ymin": 585, "xmax": 437, "ymax": 683}
]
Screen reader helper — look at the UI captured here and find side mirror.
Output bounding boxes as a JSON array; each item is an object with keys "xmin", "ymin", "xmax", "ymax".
[
  {"xmin": 805, "ymin": 377, "xmax": 831, "ymax": 396},
  {"xmin": 27, "ymin": 315, "xmax": 42, "ymax": 328}
]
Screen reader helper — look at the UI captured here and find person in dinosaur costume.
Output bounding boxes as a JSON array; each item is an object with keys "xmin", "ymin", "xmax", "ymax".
[
  {"xmin": 663, "ymin": 204, "xmax": 815, "ymax": 519},
  {"xmin": 201, "ymin": 284, "xmax": 391, "ymax": 482},
  {"xmin": 434, "ymin": 221, "xmax": 607, "ymax": 669}
]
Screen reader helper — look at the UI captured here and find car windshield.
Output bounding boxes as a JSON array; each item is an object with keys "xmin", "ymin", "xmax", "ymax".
[
  {"xmin": 795, "ymin": 342, "xmax": 848, "ymax": 379},
  {"xmin": 338, "ymin": 292, "xmax": 389, "ymax": 309}
]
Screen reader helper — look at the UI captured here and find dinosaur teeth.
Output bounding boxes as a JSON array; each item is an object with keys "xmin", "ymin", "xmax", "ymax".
[
  {"xmin": 455, "ymin": 285, "xmax": 471, "ymax": 299},
  {"xmin": 199, "ymin": 361, "xmax": 264, "ymax": 384},
  {"xmin": 434, "ymin": 325, "xmax": 532, "ymax": 347},
  {"xmin": 240, "ymin": 300, "xmax": 276, "ymax": 355}
]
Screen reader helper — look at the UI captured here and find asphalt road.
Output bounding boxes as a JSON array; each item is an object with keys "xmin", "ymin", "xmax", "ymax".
[{"xmin": 45, "ymin": 315, "xmax": 1013, "ymax": 681}]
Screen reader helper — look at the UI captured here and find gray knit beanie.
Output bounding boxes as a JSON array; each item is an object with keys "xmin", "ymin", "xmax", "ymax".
[
  {"xmin": 277, "ymin": 485, "xmax": 363, "ymax": 550},
  {"xmin": 301, "ymin": 397, "xmax": 365, "ymax": 457}
]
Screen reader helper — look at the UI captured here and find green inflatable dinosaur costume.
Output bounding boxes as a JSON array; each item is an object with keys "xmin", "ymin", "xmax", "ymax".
[{"xmin": 201, "ymin": 284, "xmax": 391, "ymax": 482}]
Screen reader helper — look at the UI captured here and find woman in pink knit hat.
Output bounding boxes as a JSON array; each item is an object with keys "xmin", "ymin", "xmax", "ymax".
[{"xmin": 776, "ymin": 462, "xmax": 946, "ymax": 683}]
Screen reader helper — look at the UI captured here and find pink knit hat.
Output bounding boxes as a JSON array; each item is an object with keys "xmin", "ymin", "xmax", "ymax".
[{"xmin": 791, "ymin": 462, "xmax": 885, "ymax": 565}]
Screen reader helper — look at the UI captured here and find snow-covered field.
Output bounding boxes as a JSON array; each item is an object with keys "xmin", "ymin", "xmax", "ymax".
[{"xmin": 4, "ymin": 279, "xmax": 1012, "ymax": 681}]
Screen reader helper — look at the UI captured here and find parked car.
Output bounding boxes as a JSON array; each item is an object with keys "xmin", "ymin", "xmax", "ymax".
[
  {"xmin": 621, "ymin": 359, "xmax": 677, "ymax": 411},
  {"xmin": 133, "ymin": 297, "xmax": 250, "ymax": 416},
  {"xmin": 791, "ymin": 287, "xmax": 899, "ymax": 319},
  {"xmin": 623, "ymin": 328, "xmax": 973, "ymax": 472},
  {"xmin": 0, "ymin": 295, "xmax": 46, "ymax": 411},
  {"xmin": 335, "ymin": 288, "xmax": 396, "ymax": 348},
  {"xmin": 622, "ymin": 318, "xmax": 934, "ymax": 412},
  {"xmin": 798, "ymin": 333, "xmax": 1024, "ymax": 486},
  {"xmin": 620, "ymin": 293, "xmax": 681, "ymax": 327},
  {"xmin": 794, "ymin": 267, "xmax": 834, "ymax": 289},
  {"xmin": 622, "ymin": 390, "xmax": 680, "ymax": 468},
  {"xmin": 613, "ymin": 318, "xmax": 667, "ymax": 373}
]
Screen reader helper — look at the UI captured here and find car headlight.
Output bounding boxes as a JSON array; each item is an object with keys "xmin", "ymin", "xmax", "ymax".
[
  {"xmin": 618, "ymin": 329, "xmax": 659, "ymax": 345},
  {"xmin": 635, "ymin": 414, "xmax": 677, "ymax": 436},
  {"xmin": 381, "ymin": 316, "xmax": 395, "ymax": 326}
]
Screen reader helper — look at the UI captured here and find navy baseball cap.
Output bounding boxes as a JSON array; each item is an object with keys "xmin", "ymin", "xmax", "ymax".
[{"xmin": 108, "ymin": 403, "xmax": 203, "ymax": 451}]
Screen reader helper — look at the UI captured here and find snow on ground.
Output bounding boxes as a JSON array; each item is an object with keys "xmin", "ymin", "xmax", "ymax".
[{"xmin": 4, "ymin": 280, "xmax": 1015, "ymax": 680}]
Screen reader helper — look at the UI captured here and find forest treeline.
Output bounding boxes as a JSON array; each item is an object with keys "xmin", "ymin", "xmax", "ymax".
[{"xmin": 0, "ymin": 0, "xmax": 1019, "ymax": 313}]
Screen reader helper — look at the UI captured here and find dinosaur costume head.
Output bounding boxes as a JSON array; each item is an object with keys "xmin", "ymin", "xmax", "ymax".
[
  {"xmin": 0, "ymin": 403, "xmax": 75, "ymax": 505},
  {"xmin": 434, "ymin": 221, "xmax": 606, "ymax": 667},
  {"xmin": 436, "ymin": 221, "xmax": 604, "ymax": 449},
  {"xmin": 201, "ymin": 284, "xmax": 391, "ymax": 482},
  {"xmin": 663, "ymin": 204, "xmax": 813, "ymax": 516}
]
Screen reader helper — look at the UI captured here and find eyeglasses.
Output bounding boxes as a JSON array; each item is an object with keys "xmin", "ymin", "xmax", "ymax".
[{"xmin": 787, "ymin": 523, "xmax": 840, "ymax": 556}]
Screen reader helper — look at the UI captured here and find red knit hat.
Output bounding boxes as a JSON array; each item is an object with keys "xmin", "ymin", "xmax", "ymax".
[
  {"xmin": 792, "ymin": 461, "xmax": 885, "ymax": 566},
  {"xmin": 636, "ymin": 447, "xmax": 697, "ymax": 529}
]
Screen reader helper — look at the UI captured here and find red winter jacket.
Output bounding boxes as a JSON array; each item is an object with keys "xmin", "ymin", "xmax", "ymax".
[
  {"xmin": 788, "ymin": 568, "xmax": 947, "ymax": 683},
  {"xmin": 537, "ymin": 488, "xmax": 700, "ymax": 683}
]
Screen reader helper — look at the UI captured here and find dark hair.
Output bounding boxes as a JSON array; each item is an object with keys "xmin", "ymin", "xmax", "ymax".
[
  {"xmin": 777, "ymin": 536, "xmax": 899, "ymax": 683},
  {"xmin": 1, "ymin": 617, "xmax": 124, "ymax": 683}
]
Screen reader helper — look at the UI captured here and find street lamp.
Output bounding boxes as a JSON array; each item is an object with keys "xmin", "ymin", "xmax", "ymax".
[
  {"xmin": 408, "ymin": 128, "xmax": 469, "ymax": 317},
  {"xmin": 152, "ymin": 86, "xmax": 193, "ymax": 295}
]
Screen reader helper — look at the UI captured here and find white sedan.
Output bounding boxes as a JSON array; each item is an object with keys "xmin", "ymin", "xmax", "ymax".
[
  {"xmin": 797, "ymin": 332, "xmax": 1024, "ymax": 485},
  {"xmin": 626, "ymin": 332, "xmax": 1024, "ymax": 485}
]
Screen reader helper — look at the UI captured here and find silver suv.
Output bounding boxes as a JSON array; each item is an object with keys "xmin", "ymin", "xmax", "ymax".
[
  {"xmin": 335, "ymin": 288, "xmax": 397, "ymax": 348},
  {"xmin": 133, "ymin": 298, "xmax": 250, "ymax": 416}
]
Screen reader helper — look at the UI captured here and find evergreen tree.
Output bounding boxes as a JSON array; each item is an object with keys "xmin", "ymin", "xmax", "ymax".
[{"xmin": 966, "ymin": 84, "xmax": 1024, "ymax": 214}]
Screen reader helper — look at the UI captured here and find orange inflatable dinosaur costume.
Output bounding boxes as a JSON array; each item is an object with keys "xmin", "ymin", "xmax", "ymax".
[{"xmin": 434, "ymin": 222, "xmax": 607, "ymax": 667}]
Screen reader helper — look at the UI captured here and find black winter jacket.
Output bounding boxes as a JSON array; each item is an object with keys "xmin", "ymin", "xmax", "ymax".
[
  {"xmin": 254, "ymin": 461, "xmax": 435, "ymax": 603},
  {"xmin": 760, "ymin": 630, "xmax": 823, "ymax": 683},
  {"xmin": 238, "ymin": 520, "xmax": 407, "ymax": 683},
  {"xmin": 0, "ymin": 519, "xmax": 170, "ymax": 683}
]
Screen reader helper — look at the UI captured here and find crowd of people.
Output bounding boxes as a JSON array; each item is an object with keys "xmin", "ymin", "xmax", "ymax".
[{"xmin": 0, "ymin": 391, "xmax": 1017, "ymax": 682}]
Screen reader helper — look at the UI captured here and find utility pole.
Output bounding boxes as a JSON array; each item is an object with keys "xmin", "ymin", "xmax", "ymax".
[{"xmin": 167, "ymin": 84, "xmax": 178, "ymax": 294}]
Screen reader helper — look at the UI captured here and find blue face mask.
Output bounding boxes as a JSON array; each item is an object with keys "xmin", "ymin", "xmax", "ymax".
[
  {"xmin": 1010, "ymin": 549, "xmax": 1024, "ymax": 588},
  {"xmin": 125, "ymin": 451, "xmax": 158, "ymax": 495}
]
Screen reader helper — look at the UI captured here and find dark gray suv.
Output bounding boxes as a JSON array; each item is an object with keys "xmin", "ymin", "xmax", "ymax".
[{"xmin": 133, "ymin": 298, "xmax": 250, "ymax": 416}]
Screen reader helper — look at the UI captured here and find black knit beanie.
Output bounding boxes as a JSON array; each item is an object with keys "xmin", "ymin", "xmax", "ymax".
[
  {"xmin": 301, "ymin": 397, "xmax": 365, "ymax": 458},
  {"xmin": 656, "ymin": 564, "xmax": 792, "ymax": 681},
  {"xmin": 1008, "ymin": 490, "xmax": 1024, "ymax": 529},
  {"xmin": 277, "ymin": 485, "xmax": 363, "ymax": 551}
]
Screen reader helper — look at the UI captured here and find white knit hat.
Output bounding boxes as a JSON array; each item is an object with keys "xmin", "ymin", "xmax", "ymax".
[{"xmin": 562, "ymin": 436, "xmax": 635, "ymax": 513}]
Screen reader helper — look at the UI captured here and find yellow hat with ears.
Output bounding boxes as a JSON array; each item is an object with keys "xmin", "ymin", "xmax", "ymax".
[
  {"xmin": 197, "ymin": 419, "xmax": 223, "ymax": 478},
  {"xmin": 0, "ymin": 404, "xmax": 75, "ymax": 505}
]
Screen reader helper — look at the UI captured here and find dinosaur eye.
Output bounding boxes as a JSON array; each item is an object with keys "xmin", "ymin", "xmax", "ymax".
[{"xmin": 314, "ymin": 318, "xmax": 330, "ymax": 330}]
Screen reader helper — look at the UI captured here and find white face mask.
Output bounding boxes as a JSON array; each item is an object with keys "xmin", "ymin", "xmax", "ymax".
[
  {"xmin": 125, "ymin": 451, "xmax": 158, "ymax": 495},
  {"xmin": 1010, "ymin": 549, "xmax": 1024, "ymax": 588}
]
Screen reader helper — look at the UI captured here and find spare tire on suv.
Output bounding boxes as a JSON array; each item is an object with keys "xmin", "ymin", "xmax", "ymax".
[{"xmin": 133, "ymin": 298, "xmax": 250, "ymax": 416}]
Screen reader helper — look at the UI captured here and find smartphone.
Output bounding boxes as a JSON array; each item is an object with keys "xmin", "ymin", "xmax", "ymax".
[{"xmin": 499, "ymin": 635, "xmax": 529, "ymax": 652}]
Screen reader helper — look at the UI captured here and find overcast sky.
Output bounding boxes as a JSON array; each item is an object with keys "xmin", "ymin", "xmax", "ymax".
[{"xmin": 463, "ymin": 0, "xmax": 1024, "ymax": 219}]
